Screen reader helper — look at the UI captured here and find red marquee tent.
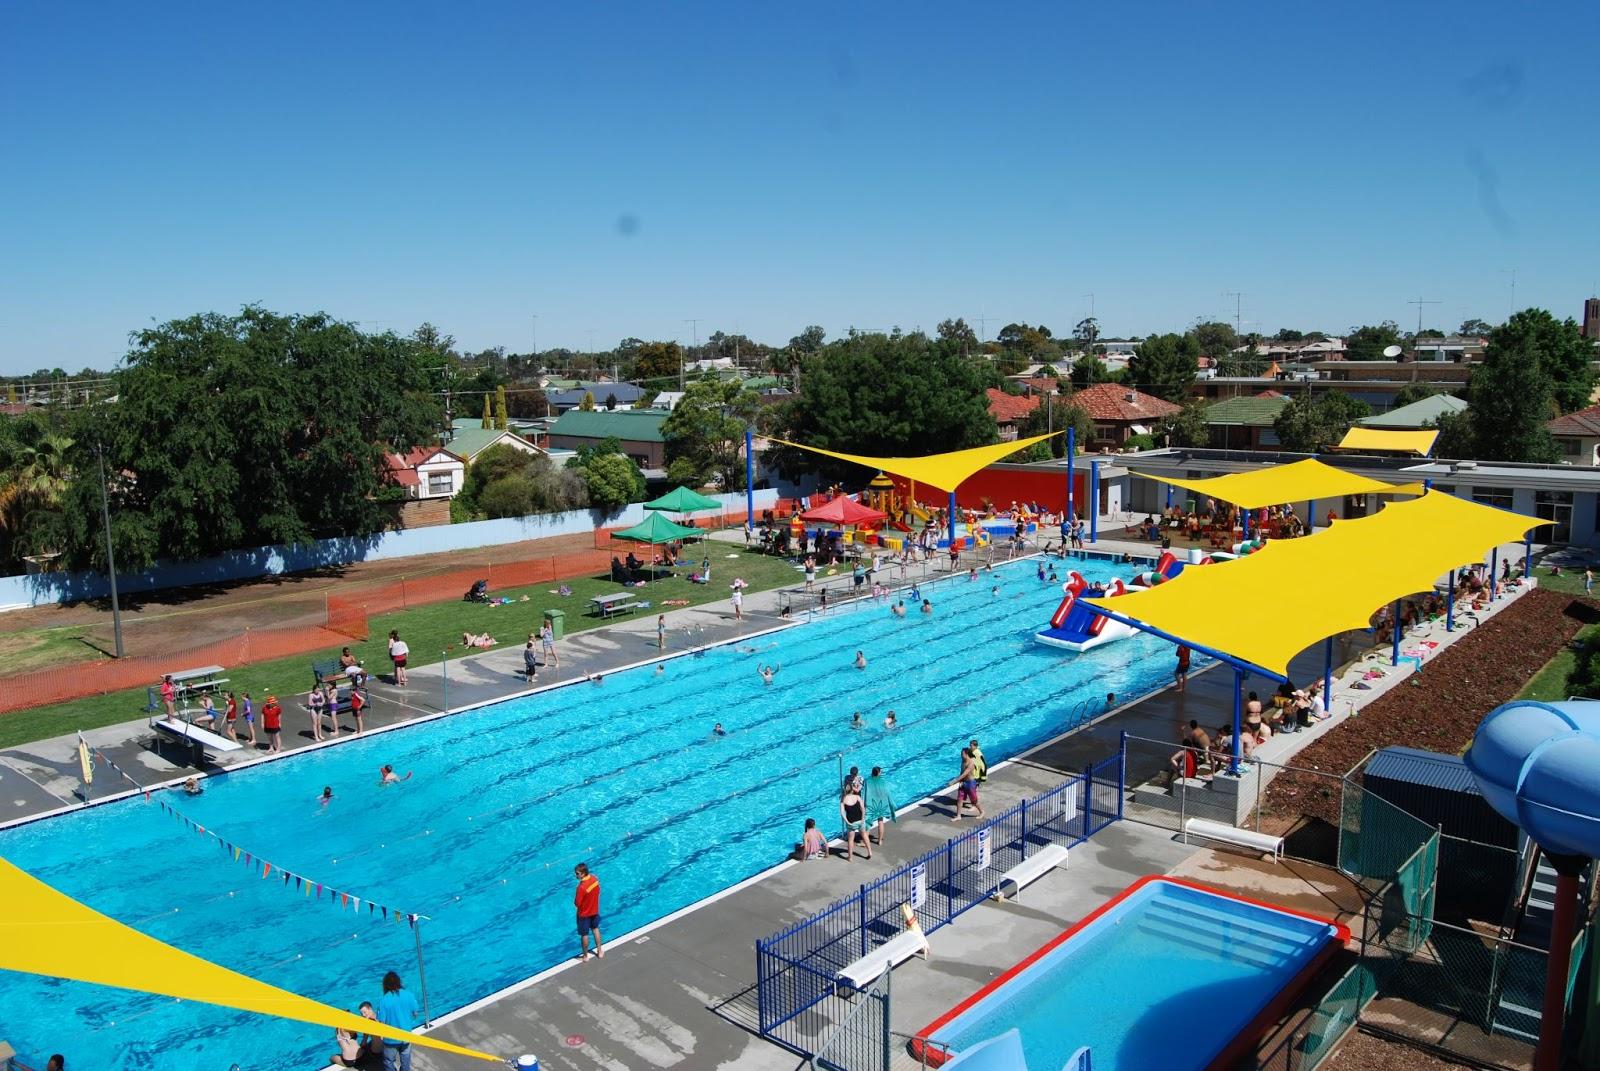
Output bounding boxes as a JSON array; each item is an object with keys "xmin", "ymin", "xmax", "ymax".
[{"xmin": 801, "ymin": 496, "xmax": 887, "ymax": 526}]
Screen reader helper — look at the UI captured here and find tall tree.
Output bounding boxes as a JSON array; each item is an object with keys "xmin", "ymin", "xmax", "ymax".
[
  {"xmin": 660, "ymin": 378, "xmax": 762, "ymax": 490},
  {"xmin": 1490, "ymin": 308, "xmax": 1596, "ymax": 414},
  {"xmin": 480, "ymin": 394, "xmax": 492, "ymax": 428},
  {"xmin": 936, "ymin": 318, "xmax": 978, "ymax": 354},
  {"xmin": 494, "ymin": 385, "xmax": 509, "ymax": 429},
  {"xmin": 1272, "ymin": 392, "xmax": 1371, "ymax": 452},
  {"xmin": 1127, "ymin": 333, "xmax": 1199, "ymax": 402},
  {"xmin": 1273, "ymin": 329, "xmax": 1306, "ymax": 342},
  {"xmin": 1458, "ymin": 318, "xmax": 1495, "ymax": 337},
  {"xmin": 770, "ymin": 331, "xmax": 994, "ymax": 484},
  {"xmin": 788, "ymin": 325, "xmax": 827, "ymax": 354},
  {"xmin": 1463, "ymin": 325, "xmax": 1562, "ymax": 462},
  {"xmin": 1158, "ymin": 402, "xmax": 1212, "ymax": 448},
  {"xmin": 1013, "ymin": 395, "xmax": 1092, "ymax": 460},
  {"xmin": 1070, "ymin": 355, "xmax": 1110, "ymax": 388},
  {"xmin": 1391, "ymin": 383, "xmax": 1441, "ymax": 408},
  {"xmin": 1189, "ymin": 321, "xmax": 1238, "ymax": 359},
  {"xmin": 631, "ymin": 341, "xmax": 683, "ymax": 383},
  {"xmin": 1072, "ymin": 318, "xmax": 1100, "ymax": 352},
  {"xmin": 56, "ymin": 308, "xmax": 440, "ymax": 572},
  {"xmin": 1345, "ymin": 321, "xmax": 1403, "ymax": 361}
]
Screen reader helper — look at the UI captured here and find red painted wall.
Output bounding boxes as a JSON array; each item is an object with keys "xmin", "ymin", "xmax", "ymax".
[{"xmin": 888, "ymin": 464, "xmax": 1086, "ymax": 514}]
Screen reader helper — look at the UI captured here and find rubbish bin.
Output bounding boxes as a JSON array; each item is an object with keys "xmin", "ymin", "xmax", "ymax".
[{"xmin": 543, "ymin": 608, "xmax": 565, "ymax": 641}]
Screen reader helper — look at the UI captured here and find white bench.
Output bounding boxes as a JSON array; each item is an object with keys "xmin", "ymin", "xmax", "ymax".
[
  {"xmin": 993, "ymin": 843, "xmax": 1070, "ymax": 903},
  {"xmin": 150, "ymin": 717, "xmax": 245, "ymax": 765},
  {"xmin": 1185, "ymin": 818, "xmax": 1284, "ymax": 861},
  {"xmin": 836, "ymin": 926, "xmax": 929, "ymax": 990}
]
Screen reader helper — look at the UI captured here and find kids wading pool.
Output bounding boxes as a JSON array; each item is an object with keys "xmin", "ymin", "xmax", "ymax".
[{"xmin": 914, "ymin": 877, "xmax": 1348, "ymax": 1071}]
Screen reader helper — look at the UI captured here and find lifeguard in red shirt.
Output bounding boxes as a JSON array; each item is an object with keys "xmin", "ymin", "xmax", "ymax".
[{"xmin": 574, "ymin": 863, "xmax": 604, "ymax": 961}]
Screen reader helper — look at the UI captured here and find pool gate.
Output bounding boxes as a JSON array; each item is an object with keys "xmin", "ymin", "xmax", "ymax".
[{"xmin": 754, "ymin": 751, "xmax": 1124, "ymax": 1062}]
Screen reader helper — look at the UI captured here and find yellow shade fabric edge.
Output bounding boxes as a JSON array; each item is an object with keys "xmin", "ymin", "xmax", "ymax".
[
  {"xmin": 1085, "ymin": 491, "xmax": 1549, "ymax": 676},
  {"xmin": 1128, "ymin": 457, "xmax": 1423, "ymax": 510},
  {"xmin": 1336, "ymin": 427, "xmax": 1439, "ymax": 455},
  {"xmin": 770, "ymin": 433, "xmax": 1060, "ymax": 493},
  {"xmin": 0, "ymin": 855, "xmax": 501, "ymax": 1063}
]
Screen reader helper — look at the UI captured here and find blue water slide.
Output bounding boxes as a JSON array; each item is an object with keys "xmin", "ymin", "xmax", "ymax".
[{"xmin": 1465, "ymin": 700, "xmax": 1600, "ymax": 859}]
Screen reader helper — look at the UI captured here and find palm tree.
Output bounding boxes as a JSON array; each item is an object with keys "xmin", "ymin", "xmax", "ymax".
[{"xmin": 0, "ymin": 432, "xmax": 75, "ymax": 566}]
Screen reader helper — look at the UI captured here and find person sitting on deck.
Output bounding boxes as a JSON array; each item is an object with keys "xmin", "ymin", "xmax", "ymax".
[{"xmin": 1167, "ymin": 720, "xmax": 1212, "ymax": 785}]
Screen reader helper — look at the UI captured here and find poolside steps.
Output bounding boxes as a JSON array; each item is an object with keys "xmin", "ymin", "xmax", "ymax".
[
  {"xmin": 1127, "ymin": 773, "xmax": 1261, "ymax": 830},
  {"xmin": 1136, "ymin": 898, "xmax": 1314, "ymax": 973}
]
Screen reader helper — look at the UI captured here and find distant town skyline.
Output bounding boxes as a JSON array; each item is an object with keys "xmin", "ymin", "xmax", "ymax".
[{"xmin": 2, "ymin": 1, "xmax": 1596, "ymax": 373}]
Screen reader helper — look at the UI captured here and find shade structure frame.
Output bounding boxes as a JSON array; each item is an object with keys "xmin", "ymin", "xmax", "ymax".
[
  {"xmin": 1082, "ymin": 491, "xmax": 1550, "ymax": 677},
  {"xmin": 770, "ymin": 433, "xmax": 1061, "ymax": 495}
]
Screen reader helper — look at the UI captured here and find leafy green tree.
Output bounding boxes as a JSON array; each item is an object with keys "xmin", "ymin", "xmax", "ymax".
[
  {"xmin": 997, "ymin": 323, "xmax": 1057, "ymax": 359},
  {"xmin": 661, "ymin": 377, "xmax": 761, "ymax": 489},
  {"xmin": 632, "ymin": 341, "xmax": 683, "ymax": 383},
  {"xmin": 1070, "ymin": 355, "xmax": 1110, "ymax": 388},
  {"xmin": 1272, "ymin": 392, "xmax": 1371, "ymax": 452},
  {"xmin": 578, "ymin": 391, "xmax": 596, "ymax": 412},
  {"xmin": 1013, "ymin": 395, "xmax": 1092, "ymax": 460},
  {"xmin": 770, "ymin": 331, "xmax": 995, "ymax": 484},
  {"xmin": 480, "ymin": 394, "xmax": 492, "ymax": 428},
  {"xmin": 1189, "ymin": 322, "xmax": 1238, "ymax": 359},
  {"xmin": 1391, "ymin": 383, "xmax": 1441, "ymax": 408},
  {"xmin": 1273, "ymin": 329, "xmax": 1306, "ymax": 343},
  {"xmin": 1072, "ymin": 318, "xmax": 1100, "ymax": 351},
  {"xmin": 1127, "ymin": 333, "xmax": 1199, "ymax": 402},
  {"xmin": 1158, "ymin": 402, "xmax": 1212, "ymax": 448},
  {"xmin": 1431, "ymin": 409, "xmax": 1477, "ymax": 460},
  {"xmin": 503, "ymin": 380, "xmax": 548, "ymax": 419},
  {"xmin": 1216, "ymin": 353, "xmax": 1269, "ymax": 377},
  {"xmin": 1458, "ymin": 318, "xmax": 1495, "ymax": 337},
  {"xmin": 56, "ymin": 308, "xmax": 440, "ymax": 571},
  {"xmin": 0, "ymin": 416, "xmax": 75, "ymax": 568},
  {"xmin": 478, "ymin": 474, "xmax": 537, "ymax": 518},
  {"xmin": 1345, "ymin": 321, "xmax": 1402, "ymax": 361},
  {"xmin": 459, "ymin": 443, "xmax": 588, "ymax": 519},
  {"xmin": 581, "ymin": 451, "xmax": 646, "ymax": 510},
  {"xmin": 1461, "ymin": 327, "xmax": 1562, "ymax": 463},
  {"xmin": 936, "ymin": 318, "xmax": 978, "ymax": 353},
  {"xmin": 789, "ymin": 325, "xmax": 826, "ymax": 354},
  {"xmin": 494, "ymin": 385, "xmax": 509, "ymax": 429},
  {"xmin": 1490, "ymin": 308, "xmax": 1596, "ymax": 414}
]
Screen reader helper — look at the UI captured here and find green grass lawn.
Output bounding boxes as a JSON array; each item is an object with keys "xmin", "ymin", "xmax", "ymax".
[
  {"xmin": 0, "ymin": 546, "xmax": 800, "ymax": 751},
  {"xmin": 1529, "ymin": 565, "xmax": 1595, "ymax": 598},
  {"xmin": 0, "ymin": 625, "xmax": 104, "ymax": 675},
  {"xmin": 1518, "ymin": 622, "xmax": 1600, "ymax": 702}
]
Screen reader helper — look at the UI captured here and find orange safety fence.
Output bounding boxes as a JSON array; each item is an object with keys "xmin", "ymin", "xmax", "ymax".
[{"xmin": 0, "ymin": 543, "xmax": 676, "ymax": 717}]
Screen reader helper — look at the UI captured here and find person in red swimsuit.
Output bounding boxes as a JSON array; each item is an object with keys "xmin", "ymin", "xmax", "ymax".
[{"xmin": 261, "ymin": 695, "xmax": 283, "ymax": 752}]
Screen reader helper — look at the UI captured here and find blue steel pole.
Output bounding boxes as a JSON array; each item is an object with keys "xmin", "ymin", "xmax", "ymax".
[
  {"xmin": 744, "ymin": 428, "xmax": 755, "ymax": 522},
  {"xmin": 1230, "ymin": 666, "xmax": 1244, "ymax": 775},
  {"xmin": 1166, "ymin": 484, "xmax": 1173, "ymax": 510},
  {"xmin": 1065, "ymin": 427, "xmax": 1076, "ymax": 523},
  {"xmin": 1391, "ymin": 598, "xmax": 1401, "ymax": 666},
  {"xmin": 1308, "ymin": 499, "xmax": 1315, "ymax": 530},
  {"xmin": 1322, "ymin": 636, "xmax": 1333, "ymax": 712},
  {"xmin": 1089, "ymin": 462, "xmax": 1099, "ymax": 544},
  {"xmin": 947, "ymin": 490, "xmax": 957, "ymax": 545},
  {"xmin": 1447, "ymin": 570, "xmax": 1456, "ymax": 631},
  {"xmin": 1524, "ymin": 535, "xmax": 1531, "ymax": 578},
  {"xmin": 1490, "ymin": 547, "xmax": 1499, "ymax": 599},
  {"xmin": 1242, "ymin": 507, "xmax": 1250, "ymax": 539}
]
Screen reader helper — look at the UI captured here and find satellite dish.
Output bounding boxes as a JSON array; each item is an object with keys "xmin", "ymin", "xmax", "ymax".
[{"xmin": 1382, "ymin": 344, "xmax": 1403, "ymax": 358}]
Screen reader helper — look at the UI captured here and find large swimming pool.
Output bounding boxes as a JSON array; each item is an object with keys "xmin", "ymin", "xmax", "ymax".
[{"xmin": 0, "ymin": 557, "xmax": 1186, "ymax": 1070}]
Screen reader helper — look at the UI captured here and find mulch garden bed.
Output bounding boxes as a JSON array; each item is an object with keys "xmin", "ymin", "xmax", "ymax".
[
  {"xmin": 1322, "ymin": 1028, "xmax": 1478, "ymax": 1070},
  {"xmin": 1264, "ymin": 588, "xmax": 1600, "ymax": 828}
]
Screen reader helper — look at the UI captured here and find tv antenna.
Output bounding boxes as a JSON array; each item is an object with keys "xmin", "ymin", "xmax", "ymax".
[
  {"xmin": 1408, "ymin": 297, "xmax": 1440, "ymax": 336},
  {"xmin": 1225, "ymin": 291, "xmax": 1244, "ymax": 334}
]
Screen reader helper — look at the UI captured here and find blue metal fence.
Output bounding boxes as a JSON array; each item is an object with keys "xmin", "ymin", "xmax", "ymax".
[{"xmin": 755, "ymin": 752, "xmax": 1124, "ymax": 1052}]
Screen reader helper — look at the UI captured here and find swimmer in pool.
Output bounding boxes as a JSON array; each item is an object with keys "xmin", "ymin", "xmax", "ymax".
[
  {"xmin": 379, "ymin": 765, "xmax": 412, "ymax": 785},
  {"xmin": 183, "ymin": 777, "xmax": 203, "ymax": 796},
  {"xmin": 892, "ymin": 601, "xmax": 906, "ymax": 617},
  {"xmin": 851, "ymin": 712, "xmax": 865, "ymax": 730},
  {"xmin": 884, "ymin": 710, "xmax": 898, "ymax": 730},
  {"xmin": 712, "ymin": 722, "xmax": 727, "ymax": 737},
  {"xmin": 921, "ymin": 600, "xmax": 933, "ymax": 614},
  {"xmin": 759, "ymin": 664, "xmax": 779, "ymax": 685},
  {"xmin": 654, "ymin": 664, "xmax": 665, "ymax": 676},
  {"xmin": 854, "ymin": 651, "xmax": 867, "ymax": 669},
  {"xmin": 319, "ymin": 786, "xmax": 334, "ymax": 804}
]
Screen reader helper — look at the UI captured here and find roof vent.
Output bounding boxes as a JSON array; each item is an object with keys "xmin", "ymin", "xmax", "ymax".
[
  {"xmin": 1454, "ymin": 460, "xmax": 1477, "ymax": 471},
  {"xmin": 1124, "ymin": 392, "xmax": 1136, "ymax": 403}
]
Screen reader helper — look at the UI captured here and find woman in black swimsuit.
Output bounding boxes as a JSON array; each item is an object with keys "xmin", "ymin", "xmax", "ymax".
[{"xmin": 840, "ymin": 788, "xmax": 871, "ymax": 862}]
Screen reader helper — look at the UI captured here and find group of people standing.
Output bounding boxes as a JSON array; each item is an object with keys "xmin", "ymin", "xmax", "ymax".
[{"xmin": 804, "ymin": 765, "xmax": 897, "ymax": 863}]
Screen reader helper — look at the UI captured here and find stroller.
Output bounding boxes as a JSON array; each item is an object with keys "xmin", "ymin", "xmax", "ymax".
[{"xmin": 464, "ymin": 578, "xmax": 490, "ymax": 603}]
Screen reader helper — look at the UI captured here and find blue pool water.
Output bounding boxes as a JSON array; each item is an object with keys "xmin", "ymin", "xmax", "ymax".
[
  {"xmin": 926, "ymin": 880, "xmax": 1339, "ymax": 1071},
  {"xmin": 0, "ymin": 557, "xmax": 1186, "ymax": 1070}
]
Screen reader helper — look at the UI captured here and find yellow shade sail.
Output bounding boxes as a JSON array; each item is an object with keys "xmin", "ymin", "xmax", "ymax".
[
  {"xmin": 1086, "ymin": 491, "xmax": 1548, "ymax": 676},
  {"xmin": 0, "ymin": 856, "xmax": 501, "ymax": 1063},
  {"xmin": 770, "ymin": 433, "xmax": 1059, "ymax": 494},
  {"xmin": 1129, "ymin": 458, "xmax": 1422, "ymax": 510},
  {"xmin": 1336, "ymin": 427, "xmax": 1439, "ymax": 455}
]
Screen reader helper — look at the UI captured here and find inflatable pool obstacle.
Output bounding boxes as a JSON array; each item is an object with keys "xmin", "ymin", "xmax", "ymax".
[
  {"xmin": 1130, "ymin": 549, "xmax": 1212, "ymax": 588},
  {"xmin": 1036, "ymin": 549, "xmax": 1212, "ymax": 653}
]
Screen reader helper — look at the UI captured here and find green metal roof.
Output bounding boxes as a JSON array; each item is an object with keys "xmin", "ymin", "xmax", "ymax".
[
  {"xmin": 1202, "ymin": 395, "xmax": 1290, "ymax": 427},
  {"xmin": 1358, "ymin": 394, "xmax": 1468, "ymax": 428},
  {"xmin": 549, "ymin": 408, "xmax": 668, "ymax": 443},
  {"xmin": 443, "ymin": 426, "xmax": 536, "ymax": 459}
]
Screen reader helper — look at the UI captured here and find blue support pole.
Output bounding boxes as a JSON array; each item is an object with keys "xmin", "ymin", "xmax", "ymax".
[
  {"xmin": 1089, "ymin": 462, "xmax": 1099, "ymax": 543},
  {"xmin": 1447, "ymin": 569, "xmax": 1455, "ymax": 631},
  {"xmin": 1230, "ymin": 666, "xmax": 1245, "ymax": 775},
  {"xmin": 1424, "ymin": 478, "xmax": 1433, "ymax": 491},
  {"xmin": 947, "ymin": 490, "xmax": 957, "ymax": 546},
  {"xmin": 1524, "ymin": 535, "xmax": 1531, "ymax": 578},
  {"xmin": 1065, "ymin": 427, "xmax": 1076, "ymax": 523},
  {"xmin": 1307, "ymin": 499, "xmax": 1315, "ymax": 530},
  {"xmin": 1242, "ymin": 507, "xmax": 1250, "ymax": 538},
  {"xmin": 744, "ymin": 428, "xmax": 755, "ymax": 522},
  {"xmin": 1322, "ymin": 636, "xmax": 1333, "ymax": 712},
  {"xmin": 1391, "ymin": 598, "xmax": 1402, "ymax": 665},
  {"xmin": 1490, "ymin": 547, "xmax": 1499, "ymax": 599}
]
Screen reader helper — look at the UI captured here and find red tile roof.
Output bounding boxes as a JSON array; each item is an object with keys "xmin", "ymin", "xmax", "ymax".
[
  {"xmin": 384, "ymin": 447, "xmax": 462, "ymax": 486},
  {"xmin": 1547, "ymin": 404, "xmax": 1600, "ymax": 438},
  {"xmin": 1072, "ymin": 384, "xmax": 1182, "ymax": 422},
  {"xmin": 986, "ymin": 388, "xmax": 1040, "ymax": 424}
]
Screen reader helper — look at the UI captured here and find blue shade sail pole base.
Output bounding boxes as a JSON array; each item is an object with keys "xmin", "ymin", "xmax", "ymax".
[{"xmin": 1322, "ymin": 636, "xmax": 1333, "ymax": 711}]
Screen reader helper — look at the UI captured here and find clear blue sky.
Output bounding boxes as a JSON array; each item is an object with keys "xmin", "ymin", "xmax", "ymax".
[{"xmin": 2, "ymin": 1, "xmax": 1596, "ymax": 373}]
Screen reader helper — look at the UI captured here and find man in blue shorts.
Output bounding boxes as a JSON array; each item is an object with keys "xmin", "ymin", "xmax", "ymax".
[{"xmin": 575, "ymin": 863, "xmax": 604, "ymax": 960}]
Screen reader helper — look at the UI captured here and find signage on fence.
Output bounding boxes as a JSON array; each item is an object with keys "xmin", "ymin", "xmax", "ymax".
[
  {"xmin": 977, "ymin": 827, "xmax": 991, "ymax": 869},
  {"xmin": 909, "ymin": 863, "xmax": 926, "ymax": 909}
]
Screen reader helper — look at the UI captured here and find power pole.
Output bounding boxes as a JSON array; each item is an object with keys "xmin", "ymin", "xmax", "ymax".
[
  {"xmin": 682, "ymin": 319, "xmax": 700, "ymax": 389},
  {"xmin": 530, "ymin": 315, "xmax": 538, "ymax": 364},
  {"xmin": 1408, "ymin": 297, "xmax": 1441, "ymax": 337},
  {"xmin": 1226, "ymin": 291, "xmax": 1244, "ymax": 335},
  {"xmin": 95, "ymin": 441, "xmax": 124, "ymax": 658}
]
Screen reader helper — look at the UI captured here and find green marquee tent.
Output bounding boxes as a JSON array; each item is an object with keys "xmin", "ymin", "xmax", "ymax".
[
  {"xmin": 642, "ymin": 486, "xmax": 722, "ymax": 514},
  {"xmin": 613, "ymin": 511, "xmax": 702, "ymax": 545}
]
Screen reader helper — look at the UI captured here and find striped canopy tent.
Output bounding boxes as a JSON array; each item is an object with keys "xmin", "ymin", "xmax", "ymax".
[
  {"xmin": 1335, "ymin": 427, "xmax": 1440, "ymax": 456},
  {"xmin": 0, "ymin": 856, "xmax": 503, "ymax": 1064},
  {"xmin": 774, "ymin": 433, "xmax": 1059, "ymax": 541},
  {"xmin": 1084, "ymin": 491, "xmax": 1549, "ymax": 770},
  {"xmin": 1130, "ymin": 457, "xmax": 1425, "ymax": 535}
]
